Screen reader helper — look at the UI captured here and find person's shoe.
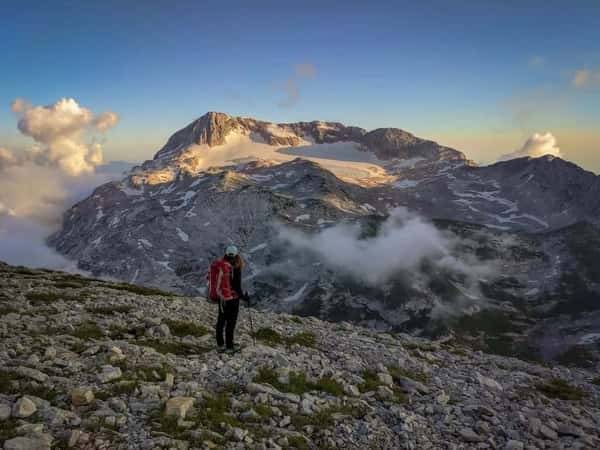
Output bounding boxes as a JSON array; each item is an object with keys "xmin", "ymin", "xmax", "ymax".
[
  {"xmin": 217, "ymin": 345, "xmax": 226, "ymax": 353},
  {"xmin": 225, "ymin": 345, "xmax": 241, "ymax": 355}
]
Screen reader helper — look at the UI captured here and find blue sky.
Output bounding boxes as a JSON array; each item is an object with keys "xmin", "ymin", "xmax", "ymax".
[{"xmin": 1, "ymin": 0, "xmax": 600, "ymax": 169}]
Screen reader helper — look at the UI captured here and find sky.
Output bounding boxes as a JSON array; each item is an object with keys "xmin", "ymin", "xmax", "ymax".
[{"xmin": 1, "ymin": 0, "xmax": 600, "ymax": 171}]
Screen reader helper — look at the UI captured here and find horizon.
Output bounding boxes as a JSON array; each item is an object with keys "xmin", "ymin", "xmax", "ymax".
[{"xmin": 1, "ymin": 0, "xmax": 600, "ymax": 172}]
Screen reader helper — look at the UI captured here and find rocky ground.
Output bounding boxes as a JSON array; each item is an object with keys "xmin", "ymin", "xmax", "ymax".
[{"xmin": 1, "ymin": 262, "xmax": 599, "ymax": 450}]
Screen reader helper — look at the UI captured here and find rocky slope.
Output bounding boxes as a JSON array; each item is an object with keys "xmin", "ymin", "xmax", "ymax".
[{"xmin": 1, "ymin": 262, "xmax": 599, "ymax": 450}]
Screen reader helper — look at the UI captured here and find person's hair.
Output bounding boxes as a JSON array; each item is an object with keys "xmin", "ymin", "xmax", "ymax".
[
  {"xmin": 224, "ymin": 253, "xmax": 244, "ymax": 269},
  {"xmin": 232, "ymin": 254, "xmax": 244, "ymax": 269}
]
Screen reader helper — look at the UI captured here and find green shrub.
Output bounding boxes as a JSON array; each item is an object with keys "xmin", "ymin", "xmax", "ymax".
[
  {"xmin": 252, "ymin": 328, "xmax": 316, "ymax": 348},
  {"xmin": 254, "ymin": 367, "xmax": 343, "ymax": 396},
  {"xmin": 165, "ymin": 319, "xmax": 208, "ymax": 337},
  {"xmin": 0, "ymin": 304, "xmax": 18, "ymax": 316},
  {"xmin": 357, "ymin": 370, "xmax": 381, "ymax": 393},
  {"xmin": 0, "ymin": 369, "xmax": 18, "ymax": 394},
  {"xmin": 535, "ymin": 378, "xmax": 586, "ymax": 401},
  {"xmin": 26, "ymin": 292, "xmax": 63, "ymax": 304},
  {"xmin": 388, "ymin": 366, "xmax": 428, "ymax": 384},
  {"xmin": 286, "ymin": 331, "xmax": 316, "ymax": 348},
  {"xmin": 138, "ymin": 340, "xmax": 207, "ymax": 356},
  {"xmin": 107, "ymin": 283, "xmax": 174, "ymax": 296},
  {"xmin": 86, "ymin": 305, "xmax": 133, "ymax": 315},
  {"xmin": 71, "ymin": 322, "xmax": 104, "ymax": 340},
  {"xmin": 252, "ymin": 327, "xmax": 283, "ymax": 345}
]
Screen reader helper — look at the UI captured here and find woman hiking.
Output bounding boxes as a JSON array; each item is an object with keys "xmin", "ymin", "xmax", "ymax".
[{"xmin": 214, "ymin": 245, "xmax": 244, "ymax": 354}]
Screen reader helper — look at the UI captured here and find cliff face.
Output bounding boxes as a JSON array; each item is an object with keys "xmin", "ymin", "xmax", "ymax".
[{"xmin": 0, "ymin": 262, "xmax": 599, "ymax": 449}]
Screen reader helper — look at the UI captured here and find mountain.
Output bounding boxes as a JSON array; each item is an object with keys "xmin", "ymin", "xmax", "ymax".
[
  {"xmin": 49, "ymin": 112, "xmax": 600, "ymax": 366},
  {"xmin": 1, "ymin": 262, "xmax": 599, "ymax": 449}
]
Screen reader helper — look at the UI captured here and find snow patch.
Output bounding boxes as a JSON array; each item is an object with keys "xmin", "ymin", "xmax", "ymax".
[{"xmin": 176, "ymin": 227, "xmax": 189, "ymax": 242}]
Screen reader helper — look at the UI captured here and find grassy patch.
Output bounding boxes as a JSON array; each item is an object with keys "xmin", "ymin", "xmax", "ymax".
[
  {"xmin": 253, "ymin": 327, "xmax": 283, "ymax": 345},
  {"xmin": 107, "ymin": 283, "xmax": 174, "ymax": 297},
  {"xmin": 0, "ymin": 418, "xmax": 19, "ymax": 442},
  {"xmin": 252, "ymin": 327, "xmax": 317, "ymax": 348},
  {"xmin": 71, "ymin": 322, "xmax": 104, "ymax": 340},
  {"xmin": 110, "ymin": 380, "xmax": 140, "ymax": 396},
  {"xmin": 0, "ymin": 304, "xmax": 18, "ymax": 316},
  {"xmin": 254, "ymin": 367, "xmax": 343, "ymax": 396},
  {"xmin": 592, "ymin": 377, "xmax": 600, "ymax": 386},
  {"xmin": 22, "ymin": 383, "xmax": 61, "ymax": 404},
  {"xmin": 254, "ymin": 404, "xmax": 273, "ymax": 418},
  {"xmin": 137, "ymin": 340, "xmax": 207, "ymax": 356},
  {"xmin": 535, "ymin": 378, "xmax": 586, "ymax": 401},
  {"xmin": 388, "ymin": 366, "xmax": 428, "ymax": 384},
  {"xmin": 290, "ymin": 403, "xmax": 365, "ymax": 429},
  {"xmin": 286, "ymin": 331, "xmax": 316, "ymax": 348},
  {"xmin": 86, "ymin": 305, "xmax": 133, "ymax": 315},
  {"xmin": 287, "ymin": 435, "xmax": 310, "ymax": 450},
  {"xmin": 54, "ymin": 281, "xmax": 86, "ymax": 289},
  {"xmin": 0, "ymin": 369, "xmax": 18, "ymax": 394},
  {"xmin": 357, "ymin": 370, "xmax": 381, "ymax": 393},
  {"xmin": 26, "ymin": 291, "xmax": 64, "ymax": 304},
  {"xmin": 165, "ymin": 319, "xmax": 208, "ymax": 338}
]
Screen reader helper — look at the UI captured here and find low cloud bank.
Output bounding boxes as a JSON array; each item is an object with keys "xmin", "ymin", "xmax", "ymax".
[
  {"xmin": 278, "ymin": 208, "xmax": 493, "ymax": 288},
  {"xmin": 0, "ymin": 98, "xmax": 125, "ymax": 270}
]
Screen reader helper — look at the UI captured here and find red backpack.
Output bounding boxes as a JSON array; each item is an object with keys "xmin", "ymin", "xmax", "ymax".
[{"xmin": 207, "ymin": 259, "xmax": 235, "ymax": 302}]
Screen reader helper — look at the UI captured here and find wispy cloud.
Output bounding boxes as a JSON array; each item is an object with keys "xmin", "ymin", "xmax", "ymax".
[
  {"xmin": 528, "ymin": 55, "xmax": 545, "ymax": 67},
  {"xmin": 277, "ymin": 62, "xmax": 317, "ymax": 108},
  {"xmin": 572, "ymin": 69, "xmax": 600, "ymax": 88}
]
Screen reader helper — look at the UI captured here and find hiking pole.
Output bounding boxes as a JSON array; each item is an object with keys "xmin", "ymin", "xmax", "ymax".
[{"xmin": 245, "ymin": 292, "xmax": 256, "ymax": 346}]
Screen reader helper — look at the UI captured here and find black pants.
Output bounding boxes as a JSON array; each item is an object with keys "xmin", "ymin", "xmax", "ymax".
[{"xmin": 216, "ymin": 297, "xmax": 240, "ymax": 349}]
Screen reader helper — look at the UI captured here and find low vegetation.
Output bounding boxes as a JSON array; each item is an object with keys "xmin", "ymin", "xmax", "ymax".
[
  {"xmin": 535, "ymin": 378, "xmax": 586, "ymax": 401},
  {"xmin": 254, "ymin": 367, "xmax": 344, "ymax": 396},
  {"xmin": 357, "ymin": 370, "xmax": 381, "ymax": 393},
  {"xmin": 86, "ymin": 304, "xmax": 133, "ymax": 315},
  {"xmin": 106, "ymin": 283, "xmax": 175, "ymax": 297},
  {"xmin": 71, "ymin": 322, "xmax": 104, "ymax": 340},
  {"xmin": 388, "ymin": 365, "xmax": 428, "ymax": 384},
  {"xmin": 252, "ymin": 327, "xmax": 317, "ymax": 348},
  {"xmin": 164, "ymin": 319, "xmax": 208, "ymax": 337},
  {"xmin": 137, "ymin": 339, "xmax": 207, "ymax": 356}
]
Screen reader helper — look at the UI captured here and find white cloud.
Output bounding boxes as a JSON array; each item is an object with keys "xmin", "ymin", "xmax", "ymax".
[
  {"xmin": 528, "ymin": 55, "xmax": 545, "ymax": 67},
  {"xmin": 279, "ymin": 207, "xmax": 492, "ymax": 285},
  {"xmin": 572, "ymin": 69, "xmax": 600, "ymax": 88},
  {"xmin": 0, "ymin": 97, "xmax": 122, "ymax": 270},
  {"xmin": 11, "ymin": 97, "xmax": 119, "ymax": 175},
  {"xmin": 498, "ymin": 132, "xmax": 561, "ymax": 161},
  {"xmin": 295, "ymin": 63, "xmax": 316, "ymax": 78}
]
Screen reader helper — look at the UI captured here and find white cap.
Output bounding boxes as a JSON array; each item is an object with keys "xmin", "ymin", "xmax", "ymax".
[{"xmin": 225, "ymin": 245, "xmax": 239, "ymax": 256}]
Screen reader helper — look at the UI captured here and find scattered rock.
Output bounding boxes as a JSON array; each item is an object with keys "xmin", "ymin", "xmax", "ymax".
[
  {"xmin": 12, "ymin": 396, "xmax": 37, "ymax": 418},
  {"xmin": 164, "ymin": 397, "xmax": 195, "ymax": 419}
]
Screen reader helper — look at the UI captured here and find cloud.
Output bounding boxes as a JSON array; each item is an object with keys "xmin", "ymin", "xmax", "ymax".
[
  {"xmin": 0, "ymin": 97, "xmax": 123, "ymax": 270},
  {"xmin": 278, "ymin": 207, "xmax": 492, "ymax": 285},
  {"xmin": 277, "ymin": 63, "xmax": 317, "ymax": 108},
  {"xmin": 11, "ymin": 97, "xmax": 119, "ymax": 175},
  {"xmin": 498, "ymin": 132, "xmax": 561, "ymax": 161},
  {"xmin": 295, "ymin": 63, "xmax": 317, "ymax": 78},
  {"xmin": 572, "ymin": 69, "xmax": 600, "ymax": 88},
  {"xmin": 528, "ymin": 55, "xmax": 545, "ymax": 67}
]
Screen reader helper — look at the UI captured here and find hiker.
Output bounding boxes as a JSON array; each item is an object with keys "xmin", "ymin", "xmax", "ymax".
[{"xmin": 209, "ymin": 246, "xmax": 245, "ymax": 354}]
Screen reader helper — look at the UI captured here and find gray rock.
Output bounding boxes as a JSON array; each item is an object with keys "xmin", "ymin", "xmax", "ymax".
[
  {"xmin": 12, "ymin": 396, "xmax": 37, "ymax": 418},
  {"xmin": 3, "ymin": 436, "xmax": 51, "ymax": 450}
]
